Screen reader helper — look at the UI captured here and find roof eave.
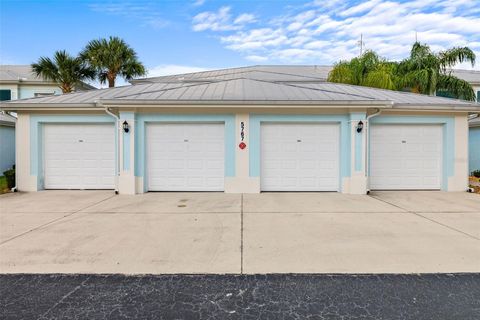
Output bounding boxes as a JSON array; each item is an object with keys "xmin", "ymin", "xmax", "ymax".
[
  {"xmin": 392, "ymin": 103, "xmax": 480, "ymax": 111},
  {"xmin": 0, "ymin": 103, "xmax": 97, "ymax": 111}
]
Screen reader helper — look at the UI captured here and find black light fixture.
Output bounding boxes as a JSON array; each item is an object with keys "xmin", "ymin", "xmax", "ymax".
[
  {"xmin": 356, "ymin": 121, "xmax": 364, "ymax": 133},
  {"xmin": 122, "ymin": 120, "xmax": 130, "ymax": 133}
]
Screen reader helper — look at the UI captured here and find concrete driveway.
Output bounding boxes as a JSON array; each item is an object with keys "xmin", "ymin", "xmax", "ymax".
[{"xmin": 0, "ymin": 191, "xmax": 479, "ymax": 274}]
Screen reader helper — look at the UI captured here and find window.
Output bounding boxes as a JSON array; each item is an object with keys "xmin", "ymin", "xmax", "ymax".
[
  {"xmin": 436, "ymin": 89, "xmax": 455, "ymax": 99},
  {"xmin": 477, "ymin": 91, "xmax": 479, "ymax": 102},
  {"xmin": 34, "ymin": 92, "xmax": 55, "ymax": 97},
  {"xmin": 34, "ymin": 92, "xmax": 55, "ymax": 98},
  {"xmin": 0, "ymin": 89, "xmax": 11, "ymax": 101}
]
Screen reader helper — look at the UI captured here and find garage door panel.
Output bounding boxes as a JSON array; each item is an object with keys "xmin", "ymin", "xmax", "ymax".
[
  {"xmin": 370, "ymin": 124, "xmax": 442, "ymax": 190},
  {"xmin": 261, "ymin": 123, "xmax": 340, "ymax": 191},
  {"xmin": 147, "ymin": 123, "xmax": 225, "ymax": 191},
  {"xmin": 44, "ymin": 124, "xmax": 115, "ymax": 190}
]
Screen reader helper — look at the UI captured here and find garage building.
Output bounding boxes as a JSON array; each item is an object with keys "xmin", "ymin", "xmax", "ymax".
[{"xmin": 1, "ymin": 66, "xmax": 479, "ymax": 194}]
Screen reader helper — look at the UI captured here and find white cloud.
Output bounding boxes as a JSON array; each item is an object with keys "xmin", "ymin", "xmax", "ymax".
[
  {"xmin": 191, "ymin": 1, "xmax": 480, "ymax": 67},
  {"xmin": 192, "ymin": 6, "xmax": 256, "ymax": 32},
  {"xmin": 192, "ymin": 0, "xmax": 205, "ymax": 6},
  {"xmin": 245, "ymin": 55, "xmax": 268, "ymax": 62},
  {"xmin": 340, "ymin": 0, "xmax": 382, "ymax": 17},
  {"xmin": 89, "ymin": 3, "xmax": 169, "ymax": 29},
  {"xmin": 148, "ymin": 65, "xmax": 210, "ymax": 77},
  {"xmin": 234, "ymin": 13, "xmax": 256, "ymax": 24}
]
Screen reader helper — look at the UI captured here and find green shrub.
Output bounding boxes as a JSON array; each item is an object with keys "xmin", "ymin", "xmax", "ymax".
[
  {"xmin": 472, "ymin": 170, "xmax": 480, "ymax": 178},
  {"xmin": 3, "ymin": 165, "xmax": 15, "ymax": 189}
]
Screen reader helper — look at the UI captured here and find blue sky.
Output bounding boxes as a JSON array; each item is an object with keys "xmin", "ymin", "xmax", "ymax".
[{"xmin": 1, "ymin": 0, "xmax": 479, "ymax": 79}]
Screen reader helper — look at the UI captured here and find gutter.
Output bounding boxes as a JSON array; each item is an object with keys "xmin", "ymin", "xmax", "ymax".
[
  {"xmin": 99, "ymin": 102, "xmax": 120, "ymax": 195},
  {"xmin": 365, "ymin": 108, "xmax": 382, "ymax": 194}
]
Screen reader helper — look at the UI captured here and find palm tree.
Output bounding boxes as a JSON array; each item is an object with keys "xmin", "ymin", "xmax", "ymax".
[
  {"xmin": 80, "ymin": 36, "xmax": 146, "ymax": 87},
  {"xmin": 31, "ymin": 50, "xmax": 95, "ymax": 93},
  {"xmin": 328, "ymin": 51, "xmax": 400, "ymax": 90},
  {"xmin": 397, "ymin": 42, "xmax": 476, "ymax": 100}
]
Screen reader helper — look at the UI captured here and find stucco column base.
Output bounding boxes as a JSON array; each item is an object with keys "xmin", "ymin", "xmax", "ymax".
[
  {"xmin": 342, "ymin": 176, "xmax": 367, "ymax": 194},
  {"xmin": 135, "ymin": 177, "xmax": 145, "ymax": 194},
  {"xmin": 225, "ymin": 177, "xmax": 260, "ymax": 193},
  {"xmin": 118, "ymin": 175, "xmax": 136, "ymax": 195},
  {"xmin": 448, "ymin": 176, "xmax": 469, "ymax": 192},
  {"xmin": 18, "ymin": 175, "xmax": 39, "ymax": 192}
]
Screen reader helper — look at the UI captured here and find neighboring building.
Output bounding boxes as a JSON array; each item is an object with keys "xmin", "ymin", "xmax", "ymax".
[
  {"xmin": 1, "ymin": 66, "xmax": 479, "ymax": 194},
  {"xmin": 0, "ymin": 112, "xmax": 16, "ymax": 174},
  {"xmin": 451, "ymin": 69, "xmax": 480, "ymax": 102},
  {"xmin": 0, "ymin": 65, "xmax": 95, "ymax": 101},
  {"xmin": 469, "ymin": 116, "xmax": 480, "ymax": 173}
]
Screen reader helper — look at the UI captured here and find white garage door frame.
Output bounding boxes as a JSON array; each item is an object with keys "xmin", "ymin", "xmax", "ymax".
[
  {"xmin": 145, "ymin": 122, "xmax": 226, "ymax": 192},
  {"xmin": 260, "ymin": 121, "xmax": 341, "ymax": 192},
  {"xmin": 42, "ymin": 123, "xmax": 116, "ymax": 190},
  {"xmin": 369, "ymin": 123, "xmax": 444, "ymax": 190}
]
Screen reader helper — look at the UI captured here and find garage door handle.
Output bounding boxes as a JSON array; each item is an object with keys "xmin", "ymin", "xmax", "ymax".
[
  {"xmin": 184, "ymin": 139, "xmax": 189, "ymax": 142},
  {"xmin": 297, "ymin": 139, "xmax": 302, "ymax": 142},
  {"xmin": 78, "ymin": 140, "xmax": 84, "ymax": 142}
]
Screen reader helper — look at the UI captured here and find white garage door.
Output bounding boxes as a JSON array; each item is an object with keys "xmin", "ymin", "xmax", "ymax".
[
  {"xmin": 44, "ymin": 124, "xmax": 115, "ymax": 189},
  {"xmin": 147, "ymin": 123, "xmax": 225, "ymax": 191},
  {"xmin": 370, "ymin": 124, "xmax": 442, "ymax": 190},
  {"xmin": 261, "ymin": 123, "xmax": 340, "ymax": 191}
]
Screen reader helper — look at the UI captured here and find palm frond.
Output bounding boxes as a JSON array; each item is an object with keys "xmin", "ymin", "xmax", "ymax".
[{"xmin": 437, "ymin": 75, "xmax": 476, "ymax": 101}]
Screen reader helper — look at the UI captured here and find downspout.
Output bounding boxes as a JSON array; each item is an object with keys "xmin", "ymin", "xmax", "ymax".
[
  {"xmin": 365, "ymin": 108, "xmax": 382, "ymax": 194},
  {"xmin": 100, "ymin": 103, "xmax": 120, "ymax": 194}
]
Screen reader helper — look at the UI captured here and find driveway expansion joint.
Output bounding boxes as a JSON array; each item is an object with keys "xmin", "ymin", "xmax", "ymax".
[
  {"xmin": 371, "ymin": 195, "xmax": 480, "ymax": 241},
  {"xmin": 0, "ymin": 194, "xmax": 117, "ymax": 246}
]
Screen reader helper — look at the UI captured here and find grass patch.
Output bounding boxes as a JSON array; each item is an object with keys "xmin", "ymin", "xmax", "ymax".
[{"xmin": 0, "ymin": 176, "xmax": 9, "ymax": 194}]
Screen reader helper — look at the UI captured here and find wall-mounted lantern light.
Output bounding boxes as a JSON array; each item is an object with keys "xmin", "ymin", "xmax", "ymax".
[
  {"xmin": 122, "ymin": 120, "xmax": 130, "ymax": 133},
  {"xmin": 356, "ymin": 121, "xmax": 364, "ymax": 133}
]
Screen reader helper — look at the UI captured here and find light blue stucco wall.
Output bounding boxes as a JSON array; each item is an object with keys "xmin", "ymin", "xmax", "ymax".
[
  {"xmin": 0, "ymin": 125, "xmax": 15, "ymax": 174},
  {"xmin": 370, "ymin": 115, "xmax": 455, "ymax": 190},
  {"xmin": 24, "ymin": 112, "xmax": 461, "ymax": 192},
  {"xmin": 134, "ymin": 114, "xmax": 236, "ymax": 190},
  {"xmin": 249, "ymin": 114, "xmax": 354, "ymax": 191},
  {"xmin": 19, "ymin": 85, "xmax": 62, "ymax": 100},
  {"xmin": 29, "ymin": 115, "xmax": 117, "ymax": 189},
  {"xmin": 469, "ymin": 127, "xmax": 480, "ymax": 173},
  {"xmin": 349, "ymin": 113, "xmax": 366, "ymax": 172},
  {"xmin": 120, "ymin": 112, "xmax": 135, "ymax": 171}
]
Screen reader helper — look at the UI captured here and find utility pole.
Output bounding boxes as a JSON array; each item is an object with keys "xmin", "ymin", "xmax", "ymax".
[
  {"xmin": 358, "ymin": 34, "xmax": 364, "ymax": 56},
  {"xmin": 415, "ymin": 30, "xmax": 418, "ymax": 43}
]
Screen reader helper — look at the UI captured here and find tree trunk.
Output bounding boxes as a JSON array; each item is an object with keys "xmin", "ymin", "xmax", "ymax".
[
  {"xmin": 61, "ymin": 84, "xmax": 72, "ymax": 93},
  {"xmin": 108, "ymin": 73, "xmax": 115, "ymax": 88}
]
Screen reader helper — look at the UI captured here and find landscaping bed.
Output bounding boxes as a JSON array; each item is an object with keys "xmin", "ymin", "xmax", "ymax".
[{"xmin": 469, "ymin": 176, "xmax": 480, "ymax": 194}]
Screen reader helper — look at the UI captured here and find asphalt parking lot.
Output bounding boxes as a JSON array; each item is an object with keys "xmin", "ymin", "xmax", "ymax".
[{"xmin": 1, "ymin": 273, "xmax": 479, "ymax": 320}]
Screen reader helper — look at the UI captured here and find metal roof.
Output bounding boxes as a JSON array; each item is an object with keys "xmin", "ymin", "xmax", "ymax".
[
  {"xmin": 470, "ymin": 116, "xmax": 480, "ymax": 127},
  {"xmin": 451, "ymin": 69, "xmax": 480, "ymax": 84},
  {"xmin": 132, "ymin": 65, "xmax": 480, "ymax": 86},
  {"xmin": 1, "ymin": 66, "xmax": 480, "ymax": 111},
  {"xmin": 0, "ymin": 65, "xmax": 46, "ymax": 82},
  {"xmin": 0, "ymin": 112, "xmax": 16, "ymax": 126},
  {"xmin": 0, "ymin": 65, "xmax": 96, "ymax": 89},
  {"xmin": 131, "ymin": 65, "xmax": 332, "ymax": 84}
]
